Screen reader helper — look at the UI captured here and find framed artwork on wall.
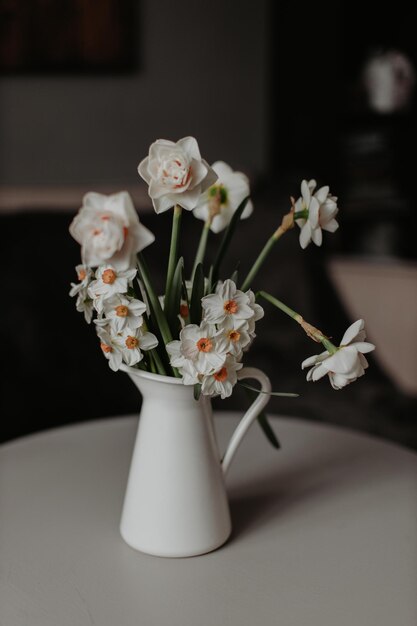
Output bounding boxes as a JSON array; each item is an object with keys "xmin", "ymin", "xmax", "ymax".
[{"xmin": 0, "ymin": 0, "xmax": 137, "ymax": 74}]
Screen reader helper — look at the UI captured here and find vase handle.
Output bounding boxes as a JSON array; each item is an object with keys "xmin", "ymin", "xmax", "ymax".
[{"xmin": 221, "ymin": 367, "xmax": 272, "ymax": 475}]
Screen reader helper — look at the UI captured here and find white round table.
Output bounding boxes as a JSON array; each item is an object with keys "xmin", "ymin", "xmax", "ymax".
[{"xmin": 1, "ymin": 414, "xmax": 416, "ymax": 626}]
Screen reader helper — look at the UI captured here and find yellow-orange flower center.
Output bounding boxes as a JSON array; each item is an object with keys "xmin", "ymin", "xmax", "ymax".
[
  {"xmin": 100, "ymin": 342, "xmax": 112, "ymax": 353},
  {"xmin": 180, "ymin": 304, "xmax": 189, "ymax": 318},
  {"xmin": 115, "ymin": 305, "xmax": 129, "ymax": 317},
  {"xmin": 77, "ymin": 268, "xmax": 86, "ymax": 281},
  {"xmin": 228, "ymin": 329, "xmax": 241, "ymax": 342},
  {"xmin": 224, "ymin": 299, "xmax": 238, "ymax": 314},
  {"xmin": 196, "ymin": 337, "xmax": 212, "ymax": 353},
  {"xmin": 102, "ymin": 269, "xmax": 117, "ymax": 284},
  {"xmin": 125, "ymin": 336, "xmax": 139, "ymax": 349},
  {"xmin": 214, "ymin": 367, "xmax": 228, "ymax": 382}
]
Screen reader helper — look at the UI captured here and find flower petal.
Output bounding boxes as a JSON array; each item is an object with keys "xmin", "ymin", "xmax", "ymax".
[
  {"xmin": 311, "ymin": 226, "xmax": 323, "ymax": 246},
  {"xmin": 301, "ymin": 350, "xmax": 328, "ymax": 369},
  {"xmin": 322, "ymin": 346, "xmax": 359, "ymax": 374},
  {"xmin": 308, "ymin": 197, "xmax": 320, "ymax": 228},
  {"xmin": 177, "ymin": 136, "xmax": 201, "ymax": 161},
  {"xmin": 212, "ymin": 161, "xmax": 234, "ymax": 178},
  {"xmin": 301, "ymin": 180, "xmax": 311, "ymax": 207},
  {"xmin": 311, "ymin": 363, "xmax": 328, "ymax": 381},
  {"xmin": 189, "ymin": 158, "xmax": 208, "ymax": 189},
  {"xmin": 152, "ymin": 194, "xmax": 176, "ymax": 214},
  {"xmin": 321, "ymin": 218, "xmax": 339, "ymax": 233},
  {"xmin": 299, "ymin": 222, "xmax": 312, "ymax": 249},
  {"xmin": 351, "ymin": 341, "xmax": 375, "ymax": 354},
  {"xmin": 341, "ymin": 319, "xmax": 365, "ymax": 345},
  {"xmin": 314, "ymin": 185, "xmax": 329, "ymax": 204},
  {"xmin": 137, "ymin": 157, "xmax": 151, "ymax": 184},
  {"xmin": 177, "ymin": 185, "xmax": 202, "ymax": 211}
]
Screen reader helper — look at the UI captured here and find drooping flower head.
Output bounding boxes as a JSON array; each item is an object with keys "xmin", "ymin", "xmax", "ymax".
[
  {"xmin": 138, "ymin": 137, "xmax": 217, "ymax": 213},
  {"xmin": 302, "ymin": 319, "xmax": 375, "ymax": 389},
  {"xmin": 294, "ymin": 179, "xmax": 339, "ymax": 249},
  {"xmin": 193, "ymin": 161, "xmax": 253, "ymax": 232},
  {"xmin": 69, "ymin": 191, "xmax": 154, "ymax": 270}
]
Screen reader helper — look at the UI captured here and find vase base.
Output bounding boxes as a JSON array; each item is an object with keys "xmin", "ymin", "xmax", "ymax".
[{"xmin": 119, "ymin": 525, "xmax": 232, "ymax": 558}]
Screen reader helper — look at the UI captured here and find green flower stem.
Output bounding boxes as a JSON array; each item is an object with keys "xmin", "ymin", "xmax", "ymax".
[
  {"xmin": 321, "ymin": 337, "xmax": 338, "ymax": 354},
  {"xmin": 240, "ymin": 233, "xmax": 279, "ymax": 291},
  {"xmin": 191, "ymin": 219, "xmax": 211, "ymax": 279},
  {"xmin": 257, "ymin": 290, "xmax": 299, "ymax": 321},
  {"xmin": 257, "ymin": 290, "xmax": 338, "ymax": 354},
  {"xmin": 240, "ymin": 207, "xmax": 295, "ymax": 292},
  {"xmin": 294, "ymin": 209, "xmax": 308, "ymax": 220},
  {"xmin": 165, "ymin": 204, "xmax": 183, "ymax": 299}
]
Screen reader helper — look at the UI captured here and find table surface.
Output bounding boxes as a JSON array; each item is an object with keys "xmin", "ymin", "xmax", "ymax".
[{"xmin": 1, "ymin": 414, "xmax": 416, "ymax": 626}]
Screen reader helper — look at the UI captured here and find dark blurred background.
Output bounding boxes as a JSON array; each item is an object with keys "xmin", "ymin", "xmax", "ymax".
[{"xmin": 1, "ymin": 0, "xmax": 416, "ymax": 448}]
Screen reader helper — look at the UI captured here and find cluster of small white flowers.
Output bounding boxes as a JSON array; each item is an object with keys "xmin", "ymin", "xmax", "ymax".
[
  {"xmin": 166, "ymin": 279, "xmax": 263, "ymax": 399},
  {"xmin": 70, "ymin": 263, "xmax": 158, "ymax": 371}
]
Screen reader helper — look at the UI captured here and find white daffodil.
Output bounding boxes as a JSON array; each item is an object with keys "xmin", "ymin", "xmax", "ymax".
[
  {"xmin": 96, "ymin": 326, "xmax": 124, "ymax": 372},
  {"xmin": 245, "ymin": 289, "xmax": 265, "ymax": 337},
  {"xmin": 98, "ymin": 294, "xmax": 146, "ymax": 333},
  {"xmin": 166, "ymin": 322, "xmax": 228, "ymax": 378},
  {"xmin": 193, "ymin": 161, "xmax": 253, "ymax": 233},
  {"xmin": 201, "ymin": 355, "xmax": 243, "ymax": 399},
  {"xmin": 295, "ymin": 179, "xmax": 339, "ymax": 249},
  {"xmin": 69, "ymin": 264, "xmax": 93, "ymax": 297},
  {"xmin": 302, "ymin": 319, "xmax": 375, "ymax": 390},
  {"xmin": 113, "ymin": 327, "xmax": 158, "ymax": 367},
  {"xmin": 75, "ymin": 292, "xmax": 94, "ymax": 324},
  {"xmin": 138, "ymin": 137, "xmax": 217, "ymax": 213},
  {"xmin": 69, "ymin": 191, "xmax": 154, "ymax": 270},
  {"xmin": 219, "ymin": 318, "xmax": 252, "ymax": 358},
  {"xmin": 69, "ymin": 265, "xmax": 94, "ymax": 323},
  {"xmin": 202, "ymin": 280, "xmax": 260, "ymax": 326},
  {"xmin": 165, "ymin": 341, "xmax": 200, "ymax": 385},
  {"xmin": 88, "ymin": 265, "xmax": 137, "ymax": 313}
]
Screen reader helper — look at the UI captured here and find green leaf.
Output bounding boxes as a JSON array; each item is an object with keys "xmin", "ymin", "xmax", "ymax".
[
  {"xmin": 211, "ymin": 196, "xmax": 250, "ymax": 285},
  {"xmin": 243, "ymin": 386, "xmax": 281, "ymax": 449},
  {"xmin": 238, "ymin": 382, "xmax": 299, "ymax": 397},
  {"xmin": 150, "ymin": 348, "xmax": 167, "ymax": 376},
  {"xmin": 137, "ymin": 254, "xmax": 181, "ymax": 378},
  {"xmin": 207, "ymin": 264, "xmax": 215, "ymax": 294},
  {"xmin": 194, "ymin": 383, "xmax": 202, "ymax": 401},
  {"xmin": 164, "ymin": 256, "xmax": 184, "ymax": 336},
  {"xmin": 189, "ymin": 263, "xmax": 205, "ymax": 325},
  {"xmin": 257, "ymin": 411, "xmax": 281, "ymax": 449},
  {"xmin": 137, "ymin": 254, "xmax": 173, "ymax": 345},
  {"xmin": 230, "ymin": 264, "xmax": 240, "ymax": 285}
]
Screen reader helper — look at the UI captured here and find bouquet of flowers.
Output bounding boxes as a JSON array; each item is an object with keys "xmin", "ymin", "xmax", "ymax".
[{"xmin": 69, "ymin": 136, "xmax": 375, "ymax": 446}]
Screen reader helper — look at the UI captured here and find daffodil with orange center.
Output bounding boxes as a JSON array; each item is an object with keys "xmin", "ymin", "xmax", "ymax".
[
  {"xmin": 166, "ymin": 322, "xmax": 228, "ymax": 379},
  {"xmin": 88, "ymin": 265, "xmax": 137, "ymax": 313},
  {"xmin": 201, "ymin": 279, "xmax": 258, "ymax": 326},
  {"xmin": 98, "ymin": 294, "xmax": 146, "ymax": 333},
  {"xmin": 201, "ymin": 355, "xmax": 243, "ymax": 399}
]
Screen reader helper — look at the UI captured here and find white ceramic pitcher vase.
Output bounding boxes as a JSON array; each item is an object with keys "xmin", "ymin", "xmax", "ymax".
[{"xmin": 119, "ymin": 364, "xmax": 271, "ymax": 558}]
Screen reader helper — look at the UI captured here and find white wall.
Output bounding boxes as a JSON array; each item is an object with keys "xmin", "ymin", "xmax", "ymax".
[{"xmin": 0, "ymin": 0, "xmax": 269, "ymax": 187}]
